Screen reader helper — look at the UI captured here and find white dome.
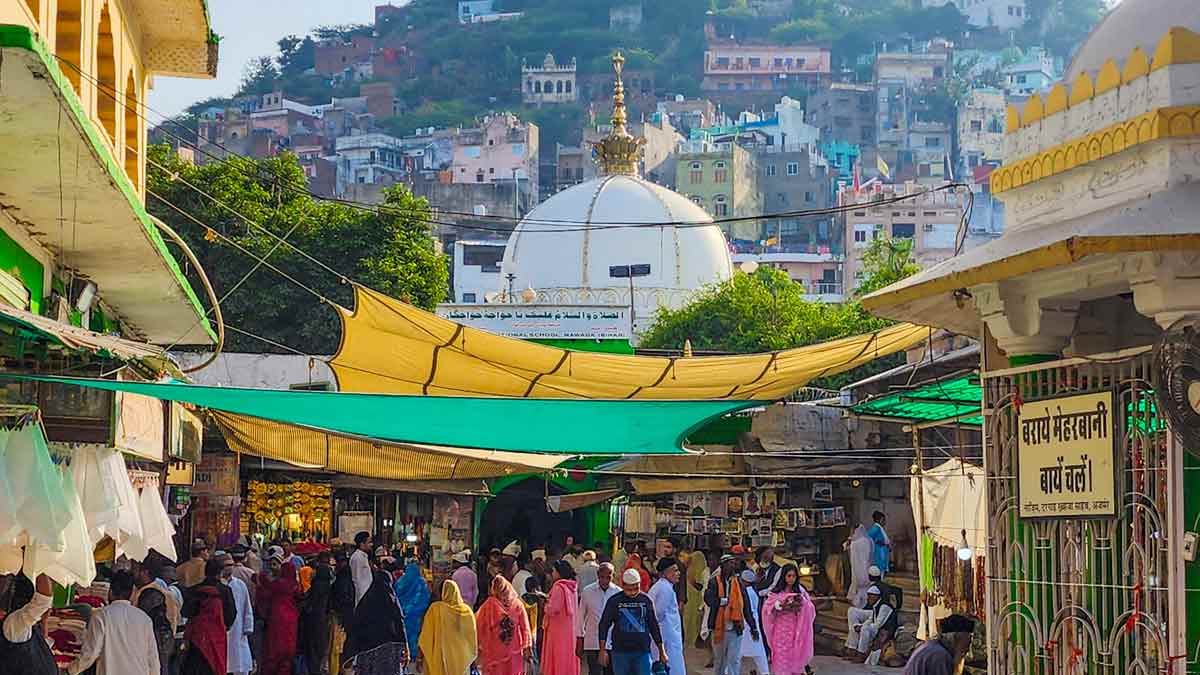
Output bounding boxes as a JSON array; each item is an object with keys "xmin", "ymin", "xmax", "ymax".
[
  {"xmin": 1066, "ymin": 0, "xmax": 1200, "ymax": 81},
  {"xmin": 502, "ymin": 175, "xmax": 734, "ymax": 310}
]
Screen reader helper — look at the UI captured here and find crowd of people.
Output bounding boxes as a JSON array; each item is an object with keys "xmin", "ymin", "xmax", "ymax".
[{"xmin": 0, "ymin": 526, "xmax": 975, "ymax": 675}]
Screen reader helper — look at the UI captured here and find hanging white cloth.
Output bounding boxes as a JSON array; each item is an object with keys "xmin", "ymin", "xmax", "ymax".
[
  {"xmin": 138, "ymin": 483, "xmax": 177, "ymax": 562},
  {"xmin": 71, "ymin": 445, "xmax": 124, "ymax": 544},
  {"xmin": 106, "ymin": 451, "xmax": 147, "ymax": 560},
  {"xmin": 4, "ymin": 423, "xmax": 72, "ymax": 551},
  {"xmin": 0, "ymin": 430, "xmax": 21, "ymax": 544},
  {"xmin": 846, "ymin": 525, "xmax": 873, "ymax": 609},
  {"xmin": 24, "ymin": 465, "xmax": 97, "ymax": 586}
]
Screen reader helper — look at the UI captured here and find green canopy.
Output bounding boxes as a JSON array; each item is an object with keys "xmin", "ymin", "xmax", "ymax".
[
  {"xmin": 12, "ymin": 375, "xmax": 755, "ymax": 455},
  {"xmin": 850, "ymin": 376, "xmax": 982, "ymax": 426}
]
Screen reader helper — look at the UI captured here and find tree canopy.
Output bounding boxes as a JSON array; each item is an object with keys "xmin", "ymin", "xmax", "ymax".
[
  {"xmin": 640, "ymin": 236, "xmax": 920, "ymax": 387},
  {"xmin": 147, "ymin": 145, "xmax": 448, "ymax": 354}
]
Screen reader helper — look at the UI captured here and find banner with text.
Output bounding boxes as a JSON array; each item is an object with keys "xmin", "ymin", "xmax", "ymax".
[
  {"xmin": 1018, "ymin": 390, "xmax": 1117, "ymax": 519},
  {"xmin": 436, "ymin": 304, "xmax": 630, "ymax": 339}
]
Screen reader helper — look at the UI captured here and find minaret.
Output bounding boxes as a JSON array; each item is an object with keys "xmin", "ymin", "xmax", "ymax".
[{"xmin": 590, "ymin": 52, "xmax": 646, "ymax": 176}]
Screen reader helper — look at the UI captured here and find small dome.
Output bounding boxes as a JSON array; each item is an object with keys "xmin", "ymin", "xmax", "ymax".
[
  {"xmin": 1066, "ymin": 0, "xmax": 1200, "ymax": 81},
  {"xmin": 502, "ymin": 175, "xmax": 733, "ymax": 304}
]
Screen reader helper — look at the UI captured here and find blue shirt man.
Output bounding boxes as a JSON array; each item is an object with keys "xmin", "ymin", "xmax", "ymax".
[{"xmin": 867, "ymin": 511, "xmax": 891, "ymax": 575}]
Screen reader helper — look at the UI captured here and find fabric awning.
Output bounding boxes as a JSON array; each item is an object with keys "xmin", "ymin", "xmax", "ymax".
[
  {"xmin": 214, "ymin": 412, "xmax": 568, "ymax": 481},
  {"xmin": 9, "ymin": 375, "xmax": 752, "ymax": 455},
  {"xmin": 545, "ymin": 489, "xmax": 621, "ymax": 513},
  {"xmin": 606, "ymin": 452, "xmax": 750, "ymax": 495},
  {"xmin": 0, "ymin": 302, "xmax": 164, "ymax": 362},
  {"xmin": 849, "ymin": 376, "xmax": 982, "ymax": 427},
  {"xmin": 239, "ymin": 457, "xmax": 493, "ymax": 495},
  {"xmin": 332, "ymin": 286, "xmax": 930, "ymax": 400}
]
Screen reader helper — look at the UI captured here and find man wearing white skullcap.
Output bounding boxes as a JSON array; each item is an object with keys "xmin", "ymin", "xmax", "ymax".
[
  {"xmin": 597, "ymin": 568, "xmax": 668, "ymax": 675},
  {"xmin": 845, "ymin": 584, "xmax": 896, "ymax": 665}
]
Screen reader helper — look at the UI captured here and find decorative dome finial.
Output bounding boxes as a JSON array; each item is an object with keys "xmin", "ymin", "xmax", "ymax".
[{"xmin": 591, "ymin": 51, "xmax": 645, "ymax": 176}]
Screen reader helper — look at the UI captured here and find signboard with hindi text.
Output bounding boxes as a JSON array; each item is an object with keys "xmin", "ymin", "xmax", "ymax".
[{"xmin": 1018, "ymin": 390, "xmax": 1118, "ymax": 519}]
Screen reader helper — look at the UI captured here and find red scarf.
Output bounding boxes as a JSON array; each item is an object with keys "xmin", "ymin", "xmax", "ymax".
[{"xmin": 184, "ymin": 585, "xmax": 227, "ymax": 675}]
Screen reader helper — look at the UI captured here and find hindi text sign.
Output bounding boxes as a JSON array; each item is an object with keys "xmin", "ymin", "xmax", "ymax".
[{"xmin": 1018, "ymin": 390, "xmax": 1118, "ymax": 519}]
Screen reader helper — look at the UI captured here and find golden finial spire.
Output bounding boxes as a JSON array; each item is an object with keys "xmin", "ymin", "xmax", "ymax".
[{"xmin": 591, "ymin": 51, "xmax": 645, "ymax": 176}]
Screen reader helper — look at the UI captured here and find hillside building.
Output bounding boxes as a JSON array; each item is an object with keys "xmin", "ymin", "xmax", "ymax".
[
  {"xmin": 922, "ymin": 0, "xmax": 1027, "ymax": 30},
  {"xmin": 334, "ymin": 133, "xmax": 405, "ymax": 195},
  {"xmin": 874, "ymin": 46, "xmax": 951, "ymax": 87},
  {"xmin": 314, "ymin": 34, "xmax": 375, "ymax": 77},
  {"xmin": 702, "ymin": 42, "xmax": 831, "ymax": 93},
  {"xmin": 656, "ymin": 97, "xmax": 722, "ymax": 135},
  {"xmin": 957, "ymin": 87, "xmax": 1006, "ymax": 171},
  {"xmin": 1003, "ymin": 51, "xmax": 1058, "ymax": 95},
  {"xmin": 451, "ymin": 113, "xmax": 540, "ymax": 202},
  {"xmin": 840, "ymin": 182, "xmax": 967, "ymax": 284},
  {"xmin": 522, "ymin": 54, "xmax": 577, "ymax": 105},
  {"xmin": 457, "ymin": 0, "xmax": 522, "ymax": 24},
  {"xmin": 677, "ymin": 144, "xmax": 762, "ymax": 245},
  {"xmin": 807, "ymin": 82, "xmax": 876, "ymax": 157}
]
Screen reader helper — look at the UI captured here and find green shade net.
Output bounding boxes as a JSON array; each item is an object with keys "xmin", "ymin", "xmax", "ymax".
[
  {"xmin": 10, "ymin": 375, "xmax": 756, "ymax": 455},
  {"xmin": 850, "ymin": 375, "xmax": 983, "ymax": 426}
]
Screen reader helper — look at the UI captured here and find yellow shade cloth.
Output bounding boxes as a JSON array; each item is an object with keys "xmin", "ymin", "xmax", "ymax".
[
  {"xmin": 212, "ymin": 412, "xmax": 570, "ymax": 481},
  {"xmin": 332, "ymin": 286, "xmax": 930, "ymax": 400}
]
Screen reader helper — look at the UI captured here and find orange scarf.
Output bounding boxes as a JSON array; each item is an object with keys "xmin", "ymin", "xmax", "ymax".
[{"xmin": 713, "ymin": 574, "xmax": 745, "ymax": 643}]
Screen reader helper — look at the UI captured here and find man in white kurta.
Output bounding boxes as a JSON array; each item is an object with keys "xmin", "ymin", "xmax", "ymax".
[
  {"xmin": 67, "ymin": 570, "xmax": 160, "ymax": 675},
  {"xmin": 221, "ymin": 554, "xmax": 255, "ymax": 675},
  {"xmin": 648, "ymin": 559, "xmax": 686, "ymax": 675},
  {"xmin": 738, "ymin": 570, "xmax": 769, "ymax": 675},
  {"xmin": 577, "ymin": 563, "xmax": 620, "ymax": 675}
]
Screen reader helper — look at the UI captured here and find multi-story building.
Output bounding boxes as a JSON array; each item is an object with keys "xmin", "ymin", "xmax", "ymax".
[
  {"xmin": 582, "ymin": 115, "xmax": 683, "ymax": 187},
  {"xmin": 906, "ymin": 120, "xmax": 952, "ymax": 183},
  {"xmin": 555, "ymin": 144, "xmax": 589, "ymax": 194},
  {"xmin": 756, "ymin": 147, "xmax": 836, "ymax": 252},
  {"xmin": 807, "ymin": 82, "xmax": 876, "ymax": 154},
  {"xmin": 1004, "ymin": 51, "xmax": 1058, "ymax": 96},
  {"xmin": 676, "ymin": 144, "xmax": 761, "ymax": 245},
  {"xmin": 840, "ymin": 182, "xmax": 967, "ymax": 284},
  {"xmin": 522, "ymin": 54, "xmax": 577, "ymax": 105},
  {"xmin": 732, "ymin": 252, "xmax": 844, "ymax": 301},
  {"xmin": 702, "ymin": 42, "xmax": 831, "ymax": 93},
  {"xmin": 656, "ymin": 97, "xmax": 722, "ymax": 135},
  {"xmin": 457, "ymin": 0, "xmax": 522, "ymax": 24},
  {"xmin": 334, "ymin": 133, "xmax": 405, "ymax": 195},
  {"xmin": 874, "ymin": 47, "xmax": 951, "ymax": 87},
  {"xmin": 451, "ymin": 240, "xmax": 506, "ymax": 303},
  {"xmin": 922, "ymin": 0, "xmax": 1027, "ymax": 30},
  {"xmin": 451, "ymin": 113, "xmax": 540, "ymax": 201},
  {"xmin": 314, "ymin": 34, "xmax": 375, "ymax": 77},
  {"xmin": 957, "ymin": 87, "xmax": 1006, "ymax": 171},
  {"xmin": 0, "ymin": 1, "xmax": 219, "ymax": 349}
]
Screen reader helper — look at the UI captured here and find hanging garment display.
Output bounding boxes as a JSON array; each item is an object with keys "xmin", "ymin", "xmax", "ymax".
[
  {"xmin": 4, "ymin": 423, "xmax": 72, "ymax": 551},
  {"xmin": 0, "ymin": 430, "xmax": 20, "ymax": 544},
  {"xmin": 70, "ymin": 445, "xmax": 123, "ymax": 544},
  {"xmin": 137, "ymin": 483, "xmax": 178, "ymax": 562},
  {"xmin": 23, "ymin": 466, "xmax": 97, "ymax": 586},
  {"xmin": 106, "ymin": 450, "xmax": 146, "ymax": 559}
]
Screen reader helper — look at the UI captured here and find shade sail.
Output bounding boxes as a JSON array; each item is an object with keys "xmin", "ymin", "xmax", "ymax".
[
  {"xmin": 213, "ymin": 412, "xmax": 570, "ymax": 480},
  {"xmin": 545, "ymin": 489, "xmax": 621, "ymax": 513},
  {"xmin": 849, "ymin": 376, "xmax": 982, "ymax": 426},
  {"xmin": 9, "ymin": 375, "xmax": 753, "ymax": 455},
  {"xmin": 332, "ymin": 286, "xmax": 931, "ymax": 400}
]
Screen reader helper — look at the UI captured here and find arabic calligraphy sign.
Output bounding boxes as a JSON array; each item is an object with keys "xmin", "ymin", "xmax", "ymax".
[
  {"xmin": 1018, "ymin": 390, "xmax": 1118, "ymax": 519},
  {"xmin": 436, "ymin": 304, "xmax": 631, "ymax": 339}
]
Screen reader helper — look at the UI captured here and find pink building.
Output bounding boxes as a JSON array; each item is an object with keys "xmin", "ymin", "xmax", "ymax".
[
  {"xmin": 702, "ymin": 43, "xmax": 831, "ymax": 92},
  {"xmin": 451, "ymin": 112, "xmax": 539, "ymax": 202}
]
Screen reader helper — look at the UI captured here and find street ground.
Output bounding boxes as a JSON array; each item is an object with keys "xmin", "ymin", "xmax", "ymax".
[{"xmin": 678, "ymin": 644, "xmax": 902, "ymax": 675}]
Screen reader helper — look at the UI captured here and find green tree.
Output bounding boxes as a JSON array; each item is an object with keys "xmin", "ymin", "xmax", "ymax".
[
  {"xmin": 854, "ymin": 236, "xmax": 921, "ymax": 297},
  {"xmin": 238, "ymin": 56, "xmax": 280, "ymax": 97},
  {"xmin": 147, "ymin": 145, "xmax": 448, "ymax": 354}
]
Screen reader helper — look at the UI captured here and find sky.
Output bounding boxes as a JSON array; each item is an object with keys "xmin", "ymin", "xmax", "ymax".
[{"xmin": 148, "ymin": 0, "xmax": 397, "ymax": 119}]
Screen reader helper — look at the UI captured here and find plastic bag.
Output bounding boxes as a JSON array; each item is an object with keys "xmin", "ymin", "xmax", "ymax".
[
  {"xmin": 0, "ymin": 429, "xmax": 20, "ymax": 543},
  {"xmin": 71, "ymin": 446, "xmax": 122, "ymax": 544},
  {"xmin": 5, "ymin": 423, "xmax": 71, "ymax": 551},
  {"xmin": 105, "ymin": 450, "xmax": 145, "ymax": 556},
  {"xmin": 137, "ymin": 484, "xmax": 177, "ymax": 562},
  {"xmin": 25, "ymin": 465, "xmax": 97, "ymax": 586}
]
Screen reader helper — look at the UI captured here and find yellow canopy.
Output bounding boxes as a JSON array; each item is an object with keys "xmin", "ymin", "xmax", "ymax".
[
  {"xmin": 212, "ymin": 412, "xmax": 570, "ymax": 481},
  {"xmin": 331, "ymin": 286, "xmax": 930, "ymax": 400}
]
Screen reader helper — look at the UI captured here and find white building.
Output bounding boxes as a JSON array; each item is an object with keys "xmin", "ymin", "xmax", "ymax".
[
  {"xmin": 334, "ymin": 133, "xmax": 405, "ymax": 195},
  {"xmin": 1004, "ymin": 52, "xmax": 1058, "ymax": 96},
  {"xmin": 522, "ymin": 54, "xmax": 578, "ymax": 105},
  {"xmin": 922, "ymin": 0, "xmax": 1027, "ymax": 31},
  {"xmin": 957, "ymin": 87, "xmax": 1006, "ymax": 171},
  {"xmin": 452, "ymin": 240, "xmax": 506, "ymax": 303}
]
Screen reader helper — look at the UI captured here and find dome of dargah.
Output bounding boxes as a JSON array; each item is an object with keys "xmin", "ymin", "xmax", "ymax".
[
  {"xmin": 500, "ymin": 53, "xmax": 733, "ymax": 313},
  {"xmin": 1067, "ymin": 0, "xmax": 1200, "ymax": 81}
]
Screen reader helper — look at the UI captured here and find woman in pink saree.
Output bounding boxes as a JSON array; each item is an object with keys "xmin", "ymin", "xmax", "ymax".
[{"xmin": 761, "ymin": 564, "xmax": 816, "ymax": 675}]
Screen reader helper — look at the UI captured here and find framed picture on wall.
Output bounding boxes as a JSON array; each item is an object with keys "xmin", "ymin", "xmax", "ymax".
[{"xmin": 812, "ymin": 482, "xmax": 833, "ymax": 503}]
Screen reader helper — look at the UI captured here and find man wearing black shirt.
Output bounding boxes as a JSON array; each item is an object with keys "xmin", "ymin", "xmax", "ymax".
[{"xmin": 598, "ymin": 568, "xmax": 668, "ymax": 675}]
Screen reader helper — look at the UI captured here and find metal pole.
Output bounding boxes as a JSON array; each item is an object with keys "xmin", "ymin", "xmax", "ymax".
[
  {"xmin": 912, "ymin": 425, "xmax": 931, "ymax": 637},
  {"xmin": 628, "ymin": 273, "xmax": 635, "ymax": 337}
]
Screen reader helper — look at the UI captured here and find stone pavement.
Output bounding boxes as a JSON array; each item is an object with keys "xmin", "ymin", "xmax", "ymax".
[{"xmin": 678, "ymin": 645, "xmax": 903, "ymax": 675}]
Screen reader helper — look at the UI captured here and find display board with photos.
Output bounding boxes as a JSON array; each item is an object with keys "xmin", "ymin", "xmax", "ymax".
[{"xmin": 660, "ymin": 489, "xmax": 849, "ymax": 550}]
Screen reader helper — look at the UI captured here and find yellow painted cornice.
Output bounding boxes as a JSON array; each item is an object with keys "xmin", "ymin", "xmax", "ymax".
[
  {"xmin": 1007, "ymin": 27, "xmax": 1200, "ymax": 134},
  {"xmin": 991, "ymin": 105, "xmax": 1200, "ymax": 194}
]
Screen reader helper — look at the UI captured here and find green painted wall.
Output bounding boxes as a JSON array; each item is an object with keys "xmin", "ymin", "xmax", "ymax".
[
  {"xmin": 0, "ymin": 228, "xmax": 44, "ymax": 314},
  {"xmin": 1186, "ymin": 452, "xmax": 1199, "ymax": 665},
  {"xmin": 531, "ymin": 338, "xmax": 634, "ymax": 354}
]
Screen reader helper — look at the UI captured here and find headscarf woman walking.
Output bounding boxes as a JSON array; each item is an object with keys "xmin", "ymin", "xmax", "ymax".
[
  {"xmin": 541, "ymin": 560, "xmax": 579, "ymax": 675},
  {"xmin": 476, "ymin": 575, "xmax": 532, "ymax": 675},
  {"xmin": 302, "ymin": 561, "xmax": 334, "ymax": 675},
  {"xmin": 393, "ymin": 562, "xmax": 430, "ymax": 659},
  {"xmin": 347, "ymin": 569, "xmax": 409, "ymax": 675},
  {"xmin": 683, "ymin": 550, "xmax": 709, "ymax": 646},
  {"xmin": 257, "ymin": 559, "xmax": 302, "ymax": 675},
  {"xmin": 760, "ymin": 564, "xmax": 816, "ymax": 675},
  {"xmin": 418, "ymin": 579, "xmax": 478, "ymax": 675}
]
